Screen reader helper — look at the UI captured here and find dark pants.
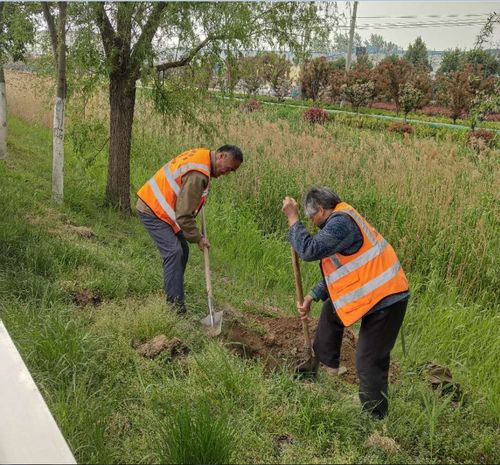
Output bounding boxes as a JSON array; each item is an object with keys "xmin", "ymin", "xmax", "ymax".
[
  {"xmin": 138, "ymin": 212, "xmax": 189, "ymax": 313},
  {"xmin": 313, "ymin": 298, "xmax": 407, "ymax": 419}
]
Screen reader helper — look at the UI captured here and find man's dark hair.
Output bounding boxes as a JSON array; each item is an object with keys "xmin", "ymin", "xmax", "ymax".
[
  {"xmin": 303, "ymin": 186, "xmax": 342, "ymax": 217},
  {"xmin": 217, "ymin": 144, "xmax": 243, "ymax": 162}
]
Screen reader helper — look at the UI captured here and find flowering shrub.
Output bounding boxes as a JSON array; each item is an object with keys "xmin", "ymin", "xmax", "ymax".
[
  {"xmin": 400, "ymin": 83, "xmax": 423, "ymax": 120},
  {"xmin": 387, "ymin": 122, "xmax": 414, "ymax": 134},
  {"xmin": 239, "ymin": 98, "xmax": 262, "ymax": 112},
  {"xmin": 341, "ymin": 81, "xmax": 376, "ymax": 112},
  {"xmin": 302, "ymin": 107, "xmax": 329, "ymax": 124}
]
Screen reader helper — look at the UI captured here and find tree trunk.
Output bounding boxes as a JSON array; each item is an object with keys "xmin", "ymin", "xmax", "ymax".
[
  {"xmin": 106, "ymin": 73, "xmax": 136, "ymax": 212},
  {"xmin": 52, "ymin": 2, "xmax": 67, "ymax": 204},
  {"xmin": 0, "ymin": 66, "xmax": 7, "ymax": 160},
  {"xmin": 52, "ymin": 95, "xmax": 64, "ymax": 203}
]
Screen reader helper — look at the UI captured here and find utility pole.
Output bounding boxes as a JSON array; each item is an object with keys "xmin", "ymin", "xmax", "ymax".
[{"xmin": 346, "ymin": 0, "xmax": 359, "ymax": 71}]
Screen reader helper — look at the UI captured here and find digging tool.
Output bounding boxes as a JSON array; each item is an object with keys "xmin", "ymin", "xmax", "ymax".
[
  {"xmin": 199, "ymin": 208, "xmax": 223, "ymax": 336},
  {"xmin": 291, "ymin": 248, "xmax": 318, "ymax": 375}
]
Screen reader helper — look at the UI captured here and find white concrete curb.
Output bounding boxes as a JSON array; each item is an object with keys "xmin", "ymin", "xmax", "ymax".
[{"xmin": 0, "ymin": 320, "xmax": 76, "ymax": 464}]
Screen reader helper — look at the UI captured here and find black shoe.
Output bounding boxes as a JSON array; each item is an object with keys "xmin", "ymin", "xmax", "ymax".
[{"xmin": 166, "ymin": 299, "xmax": 186, "ymax": 315}]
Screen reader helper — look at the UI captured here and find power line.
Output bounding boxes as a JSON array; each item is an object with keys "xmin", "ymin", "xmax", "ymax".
[
  {"xmin": 336, "ymin": 19, "xmax": 487, "ymax": 30},
  {"xmin": 357, "ymin": 13, "xmax": 489, "ymax": 19}
]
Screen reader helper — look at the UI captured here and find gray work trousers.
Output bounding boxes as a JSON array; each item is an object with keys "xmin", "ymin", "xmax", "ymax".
[{"xmin": 138, "ymin": 212, "xmax": 189, "ymax": 313}]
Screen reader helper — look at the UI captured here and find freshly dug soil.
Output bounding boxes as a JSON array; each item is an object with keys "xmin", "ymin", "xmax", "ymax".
[
  {"xmin": 72, "ymin": 288, "xmax": 102, "ymax": 307},
  {"xmin": 133, "ymin": 336, "xmax": 190, "ymax": 361},
  {"xmin": 222, "ymin": 310, "xmax": 398, "ymax": 384}
]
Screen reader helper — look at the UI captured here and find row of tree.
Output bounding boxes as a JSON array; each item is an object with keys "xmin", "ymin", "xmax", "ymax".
[
  {"xmin": 0, "ymin": 4, "xmax": 498, "ymax": 211},
  {"xmin": 207, "ymin": 37, "xmax": 499, "ymax": 124},
  {"xmin": 299, "ymin": 43, "xmax": 499, "ymax": 124}
]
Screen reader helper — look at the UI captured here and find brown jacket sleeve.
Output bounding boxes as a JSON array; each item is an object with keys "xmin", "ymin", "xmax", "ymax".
[{"xmin": 176, "ymin": 171, "xmax": 209, "ymax": 243}]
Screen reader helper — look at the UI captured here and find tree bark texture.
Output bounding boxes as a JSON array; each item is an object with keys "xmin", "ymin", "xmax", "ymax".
[
  {"xmin": 0, "ymin": 67, "xmax": 7, "ymax": 160},
  {"xmin": 106, "ymin": 73, "xmax": 136, "ymax": 211},
  {"xmin": 52, "ymin": 2, "xmax": 66, "ymax": 204}
]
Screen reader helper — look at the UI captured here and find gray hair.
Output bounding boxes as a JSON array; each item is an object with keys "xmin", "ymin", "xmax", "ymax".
[{"xmin": 303, "ymin": 186, "xmax": 342, "ymax": 217}]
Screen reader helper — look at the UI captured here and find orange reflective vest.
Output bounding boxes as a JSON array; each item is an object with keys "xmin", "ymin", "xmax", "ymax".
[
  {"xmin": 320, "ymin": 202, "xmax": 409, "ymax": 327},
  {"xmin": 137, "ymin": 148, "xmax": 212, "ymax": 233}
]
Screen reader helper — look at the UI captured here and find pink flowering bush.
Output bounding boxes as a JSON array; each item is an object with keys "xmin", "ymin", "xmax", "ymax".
[{"xmin": 302, "ymin": 107, "xmax": 329, "ymax": 124}]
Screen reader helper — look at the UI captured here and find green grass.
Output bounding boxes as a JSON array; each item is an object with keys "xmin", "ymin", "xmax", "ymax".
[{"xmin": 0, "ymin": 113, "xmax": 499, "ymax": 464}]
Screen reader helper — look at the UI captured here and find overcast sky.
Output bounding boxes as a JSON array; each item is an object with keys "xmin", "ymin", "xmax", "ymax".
[{"xmin": 343, "ymin": 1, "xmax": 499, "ymax": 50}]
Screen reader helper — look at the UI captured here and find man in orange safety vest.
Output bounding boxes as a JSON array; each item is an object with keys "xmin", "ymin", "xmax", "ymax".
[{"xmin": 137, "ymin": 145, "xmax": 243, "ymax": 314}]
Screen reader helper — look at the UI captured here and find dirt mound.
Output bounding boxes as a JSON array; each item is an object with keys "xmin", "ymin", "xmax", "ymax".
[
  {"xmin": 426, "ymin": 362, "xmax": 462, "ymax": 402},
  {"xmin": 223, "ymin": 310, "xmax": 398, "ymax": 384},
  {"xmin": 72, "ymin": 289, "xmax": 102, "ymax": 307},
  {"xmin": 133, "ymin": 336, "xmax": 190, "ymax": 361},
  {"xmin": 364, "ymin": 431, "xmax": 400, "ymax": 454}
]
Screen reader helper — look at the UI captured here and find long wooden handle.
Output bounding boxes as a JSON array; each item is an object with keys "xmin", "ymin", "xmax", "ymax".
[
  {"xmin": 201, "ymin": 208, "xmax": 212, "ymax": 299},
  {"xmin": 291, "ymin": 248, "xmax": 312, "ymax": 351}
]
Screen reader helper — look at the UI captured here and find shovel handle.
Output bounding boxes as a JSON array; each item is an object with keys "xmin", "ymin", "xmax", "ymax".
[
  {"xmin": 200, "ymin": 208, "xmax": 213, "ymax": 299},
  {"xmin": 291, "ymin": 248, "xmax": 312, "ymax": 351}
]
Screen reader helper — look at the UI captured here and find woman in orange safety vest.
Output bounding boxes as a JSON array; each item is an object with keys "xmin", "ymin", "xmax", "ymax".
[{"xmin": 282, "ymin": 186, "xmax": 409, "ymax": 419}]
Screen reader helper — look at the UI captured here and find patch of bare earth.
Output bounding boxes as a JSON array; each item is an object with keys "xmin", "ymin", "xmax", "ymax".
[
  {"xmin": 222, "ymin": 308, "xmax": 398, "ymax": 383},
  {"xmin": 71, "ymin": 289, "xmax": 102, "ymax": 307},
  {"xmin": 25, "ymin": 210, "xmax": 96, "ymax": 239},
  {"xmin": 64, "ymin": 224, "xmax": 96, "ymax": 239}
]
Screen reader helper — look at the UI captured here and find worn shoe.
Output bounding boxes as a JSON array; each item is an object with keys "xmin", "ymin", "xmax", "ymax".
[{"xmin": 323, "ymin": 365, "xmax": 347, "ymax": 377}]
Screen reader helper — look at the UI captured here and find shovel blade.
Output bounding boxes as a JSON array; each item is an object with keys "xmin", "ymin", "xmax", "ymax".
[{"xmin": 200, "ymin": 311, "xmax": 224, "ymax": 337}]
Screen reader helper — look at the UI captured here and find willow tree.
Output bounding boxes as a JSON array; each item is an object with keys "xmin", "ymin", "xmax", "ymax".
[{"xmin": 88, "ymin": 2, "xmax": 333, "ymax": 212}]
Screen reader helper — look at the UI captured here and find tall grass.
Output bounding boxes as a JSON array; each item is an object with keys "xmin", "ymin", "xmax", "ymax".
[{"xmin": 157, "ymin": 396, "xmax": 235, "ymax": 464}]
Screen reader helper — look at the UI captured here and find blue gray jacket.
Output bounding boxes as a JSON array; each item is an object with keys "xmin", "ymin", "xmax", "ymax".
[{"xmin": 288, "ymin": 212, "xmax": 410, "ymax": 313}]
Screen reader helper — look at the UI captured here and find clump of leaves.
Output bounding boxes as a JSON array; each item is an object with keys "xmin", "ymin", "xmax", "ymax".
[
  {"xmin": 467, "ymin": 128, "xmax": 496, "ymax": 152},
  {"xmin": 302, "ymin": 107, "xmax": 329, "ymax": 124}
]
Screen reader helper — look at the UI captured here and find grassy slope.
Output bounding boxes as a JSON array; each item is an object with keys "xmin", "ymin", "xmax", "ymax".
[{"xmin": 0, "ymin": 114, "xmax": 499, "ymax": 464}]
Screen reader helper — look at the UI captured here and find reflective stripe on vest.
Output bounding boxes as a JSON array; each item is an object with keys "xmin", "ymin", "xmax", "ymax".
[
  {"xmin": 321, "ymin": 202, "xmax": 409, "ymax": 327},
  {"xmin": 149, "ymin": 177, "xmax": 179, "ymax": 228},
  {"xmin": 137, "ymin": 148, "xmax": 211, "ymax": 232},
  {"xmin": 331, "ymin": 260, "xmax": 402, "ymax": 310},
  {"xmin": 325, "ymin": 238, "xmax": 389, "ymax": 285}
]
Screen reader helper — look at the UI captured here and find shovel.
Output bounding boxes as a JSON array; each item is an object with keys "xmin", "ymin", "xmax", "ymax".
[
  {"xmin": 199, "ymin": 208, "xmax": 223, "ymax": 336},
  {"xmin": 291, "ymin": 248, "xmax": 318, "ymax": 376}
]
